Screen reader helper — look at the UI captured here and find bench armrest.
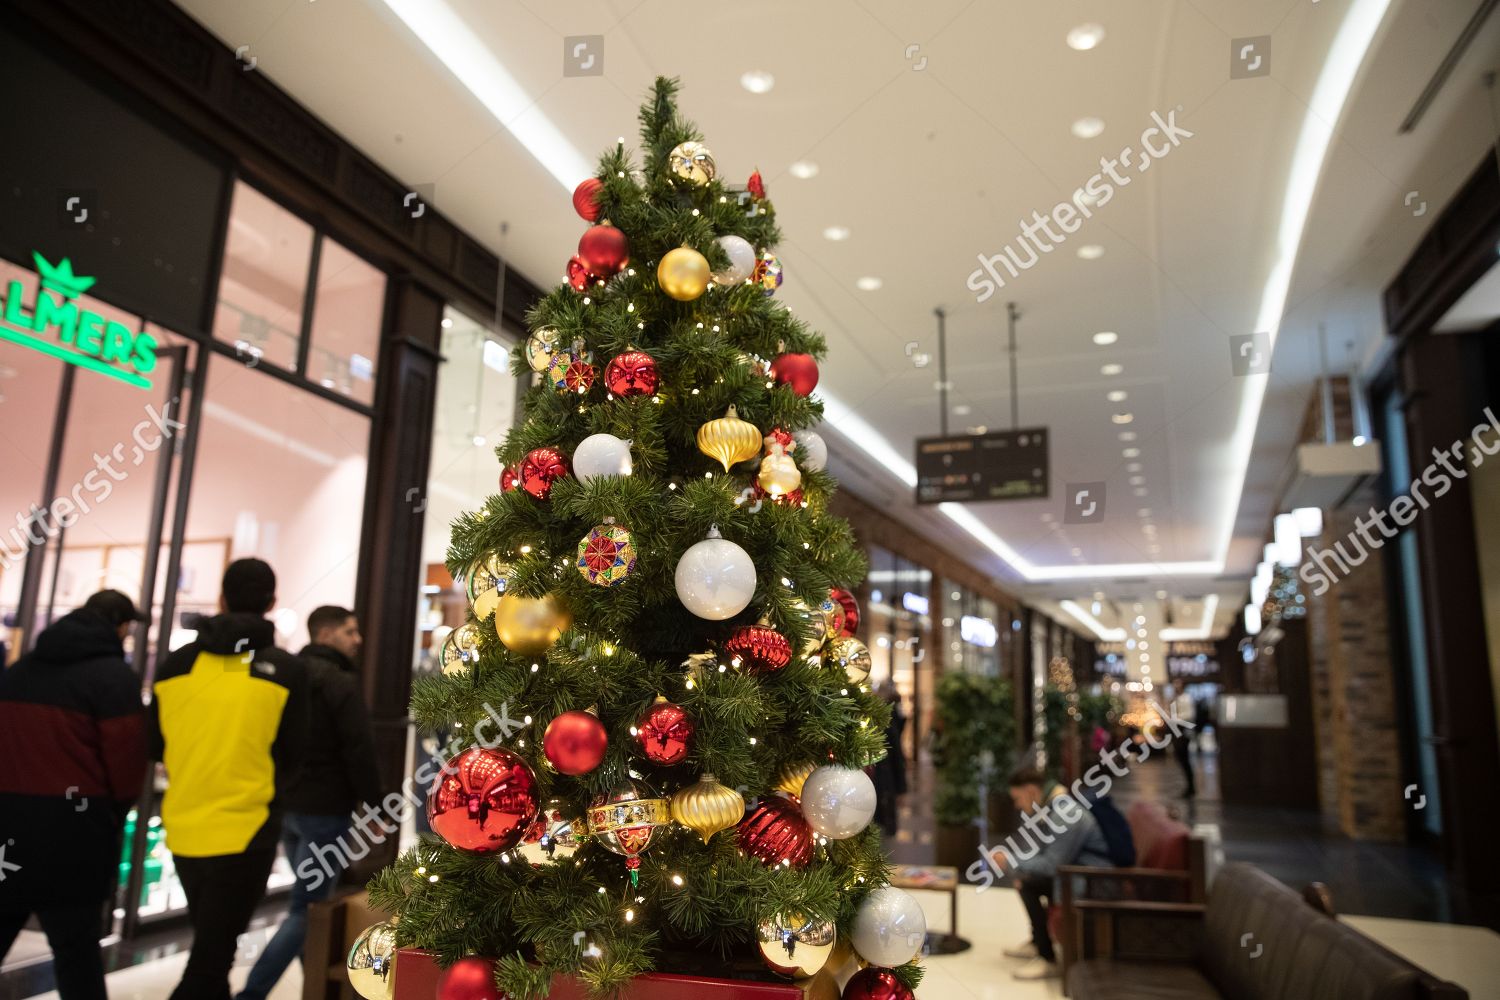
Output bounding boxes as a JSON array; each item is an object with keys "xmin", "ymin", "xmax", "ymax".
[{"xmin": 1058, "ymin": 865, "xmax": 1191, "ymax": 880}]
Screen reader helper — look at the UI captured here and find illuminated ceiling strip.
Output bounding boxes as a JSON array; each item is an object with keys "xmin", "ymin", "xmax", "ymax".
[{"xmin": 1058, "ymin": 600, "xmax": 1126, "ymax": 641}]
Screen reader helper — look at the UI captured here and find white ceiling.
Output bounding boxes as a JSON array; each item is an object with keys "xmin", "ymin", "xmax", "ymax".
[{"xmin": 172, "ymin": 0, "xmax": 1500, "ymax": 640}]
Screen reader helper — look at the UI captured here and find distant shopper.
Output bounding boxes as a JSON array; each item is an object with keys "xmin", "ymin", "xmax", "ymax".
[
  {"xmin": 872, "ymin": 680, "xmax": 907, "ymax": 837},
  {"xmin": 236, "ymin": 606, "xmax": 381, "ymax": 1000},
  {"xmin": 0, "ymin": 591, "xmax": 148, "ymax": 1000},
  {"xmin": 996, "ymin": 767, "xmax": 1115, "ymax": 982},
  {"xmin": 1173, "ymin": 687, "xmax": 1196, "ymax": 798},
  {"xmin": 149, "ymin": 559, "xmax": 307, "ymax": 1000}
]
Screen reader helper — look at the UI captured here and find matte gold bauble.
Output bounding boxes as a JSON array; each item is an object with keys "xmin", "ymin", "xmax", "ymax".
[
  {"xmin": 774, "ymin": 760, "xmax": 817, "ymax": 799},
  {"xmin": 757, "ymin": 911, "xmax": 835, "ymax": 979},
  {"xmin": 670, "ymin": 773, "xmax": 745, "ymax": 844},
  {"xmin": 758, "ymin": 444, "xmax": 802, "ymax": 498},
  {"xmin": 697, "ymin": 404, "xmax": 763, "ymax": 472},
  {"xmin": 658, "ymin": 246, "xmax": 711, "ymax": 302},
  {"xmin": 346, "ymin": 921, "xmax": 398, "ymax": 1000},
  {"xmin": 828, "ymin": 636, "xmax": 872, "ymax": 683},
  {"xmin": 494, "ymin": 592, "xmax": 572, "ymax": 655}
]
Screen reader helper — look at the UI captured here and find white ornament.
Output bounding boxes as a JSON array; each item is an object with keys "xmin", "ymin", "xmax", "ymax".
[
  {"xmin": 675, "ymin": 525, "xmax": 756, "ymax": 620},
  {"xmin": 573, "ymin": 433, "xmax": 633, "ymax": 483},
  {"xmin": 794, "ymin": 430, "xmax": 827, "ymax": 473},
  {"xmin": 800, "ymin": 765, "xmax": 876, "ymax": 839},
  {"xmin": 850, "ymin": 886, "xmax": 927, "ymax": 967},
  {"xmin": 714, "ymin": 235, "xmax": 756, "ymax": 285}
]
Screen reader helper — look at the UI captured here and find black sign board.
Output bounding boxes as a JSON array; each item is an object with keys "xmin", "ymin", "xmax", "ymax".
[{"xmin": 915, "ymin": 427, "xmax": 1049, "ymax": 504}]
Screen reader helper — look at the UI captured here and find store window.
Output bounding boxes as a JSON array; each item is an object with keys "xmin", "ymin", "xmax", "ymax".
[
  {"xmin": 307, "ymin": 238, "xmax": 385, "ymax": 405},
  {"xmin": 863, "ymin": 545, "xmax": 933, "ymax": 767},
  {"xmin": 212, "ymin": 181, "xmax": 315, "ymax": 372},
  {"xmin": 941, "ymin": 585, "xmax": 1001, "ymax": 676}
]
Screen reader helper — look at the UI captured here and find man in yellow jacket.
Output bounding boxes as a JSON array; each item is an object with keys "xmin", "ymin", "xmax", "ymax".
[{"xmin": 148, "ymin": 558, "xmax": 308, "ymax": 1000}]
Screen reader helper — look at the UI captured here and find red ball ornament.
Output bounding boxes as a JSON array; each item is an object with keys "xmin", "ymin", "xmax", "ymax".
[
  {"xmin": 426, "ymin": 746, "xmax": 540, "ymax": 854},
  {"xmin": 747, "ymin": 169, "xmax": 766, "ymax": 200},
  {"xmin": 519, "ymin": 447, "xmax": 569, "ymax": 500},
  {"xmin": 770, "ymin": 353, "xmax": 819, "ymax": 396},
  {"xmin": 842, "ymin": 968, "xmax": 914, "ymax": 1000},
  {"xmin": 724, "ymin": 625, "xmax": 792, "ymax": 674},
  {"xmin": 578, "ymin": 224, "xmax": 629, "ymax": 276},
  {"xmin": 831, "ymin": 587, "xmax": 860, "ymax": 637},
  {"xmin": 438, "ymin": 956, "xmax": 506, "ymax": 1000},
  {"xmin": 566, "ymin": 255, "xmax": 596, "ymax": 292},
  {"xmin": 543, "ymin": 710, "xmax": 608, "ymax": 775},
  {"xmin": 636, "ymin": 697, "xmax": 694, "ymax": 766},
  {"xmin": 572, "ymin": 178, "xmax": 604, "ymax": 222},
  {"xmin": 604, "ymin": 350, "xmax": 659, "ymax": 397},
  {"xmin": 499, "ymin": 466, "xmax": 518, "ymax": 492},
  {"xmin": 737, "ymin": 795, "xmax": 814, "ymax": 868}
]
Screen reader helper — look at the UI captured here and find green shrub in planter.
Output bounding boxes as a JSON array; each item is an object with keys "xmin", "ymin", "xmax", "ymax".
[{"xmin": 933, "ymin": 673, "xmax": 1016, "ymax": 828}]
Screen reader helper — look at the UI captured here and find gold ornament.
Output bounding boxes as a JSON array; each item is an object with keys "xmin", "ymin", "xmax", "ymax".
[
  {"xmin": 817, "ymin": 596, "xmax": 846, "ymax": 638},
  {"xmin": 757, "ymin": 911, "xmax": 835, "ymax": 979},
  {"xmin": 494, "ymin": 592, "xmax": 572, "ymax": 655},
  {"xmin": 657, "ymin": 246, "xmax": 711, "ymax": 301},
  {"xmin": 789, "ymin": 598, "xmax": 827, "ymax": 656},
  {"xmin": 670, "ymin": 773, "xmax": 746, "ymax": 844},
  {"xmin": 797, "ymin": 970, "xmax": 842, "ymax": 1000},
  {"xmin": 439, "ymin": 623, "xmax": 481, "ymax": 677},
  {"xmin": 524, "ymin": 327, "xmax": 561, "ymax": 372},
  {"xmin": 466, "ymin": 554, "xmax": 510, "ymax": 621},
  {"xmin": 346, "ymin": 921, "xmax": 398, "ymax": 1000},
  {"xmin": 668, "ymin": 141, "xmax": 717, "ymax": 185},
  {"xmin": 828, "ymin": 636, "xmax": 872, "ymax": 683},
  {"xmin": 774, "ymin": 760, "xmax": 817, "ymax": 799},
  {"xmin": 697, "ymin": 404, "xmax": 762, "ymax": 472},
  {"xmin": 758, "ymin": 443, "xmax": 802, "ymax": 498}
]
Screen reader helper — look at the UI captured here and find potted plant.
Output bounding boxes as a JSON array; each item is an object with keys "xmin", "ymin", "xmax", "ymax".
[{"xmin": 932, "ymin": 673, "xmax": 1015, "ymax": 877}]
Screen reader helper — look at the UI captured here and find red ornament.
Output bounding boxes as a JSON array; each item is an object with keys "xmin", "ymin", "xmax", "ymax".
[
  {"xmin": 604, "ymin": 350, "xmax": 659, "ymax": 397},
  {"xmin": 426, "ymin": 746, "xmax": 540, "ymax": 854},
  {"xmin": 724, "ymin": 625, "xmax": 792, "ymax": 674},
  {"xmin": 747, "ymin": 169, "xmax": 766, "ymax": 200},
  {"xmin": 566, "ymin": 254, "xmax": 597, "ymax": 292},
  {"xmin": 519, "ymin": 447, "xmax": 570, "ymax": 499},
  {"xmin": 636, "ymin": 698, "xmax": 694, "ymax": 766},
  {"xmin": 831, "ymin": 587, "xmax": 860, "ymax": 637},
  {"xmin": 499, "ymin": 466, "xmax": 518, "ymax": 492},
  {"xmin": 572, "ymin": 178, "xmax": 604, "ymax": 222},
  {"xmin": 578, "ymin": 224, "xmax": 629, "ymax": 276},
  {"xmin": 437, "ymin": 956, "xmax": 506, "ymax": 1000},
  {"xmin": 842, "ymin": 968, "xmax": 914, "ymax": 1000},
  {"xmin": 738, "ymin": 795, "xmax": 814, "ymax": 868},
  {"xmin": 770, "ymin": 353, "xmax": 819, "ymax": 396},
  {"xmin": 543, "ymin": 710, "xmax": 608, "ymax": 775},
  {"xmin": 764, "ymin": 427, "xmax": 795, "ymax": 454}
]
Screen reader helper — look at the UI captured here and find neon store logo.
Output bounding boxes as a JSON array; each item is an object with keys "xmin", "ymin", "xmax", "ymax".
[{"xmin": 0, "ymin": 252, "xmax": 157, "ymax": 388}]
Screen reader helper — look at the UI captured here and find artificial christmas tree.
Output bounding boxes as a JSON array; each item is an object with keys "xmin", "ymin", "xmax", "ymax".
[{"xmin": 365, "ymin": 78, "xmax": 923, "ymax": 1000}]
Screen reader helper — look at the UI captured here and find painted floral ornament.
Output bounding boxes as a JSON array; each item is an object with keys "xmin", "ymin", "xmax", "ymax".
[
  {"xmin": 548, "ymin": 339, "xmax": 596, "ymax": 394},
  {"xmin": 754, "ymin": 250, "xmax": 783, "ymax": 295}
]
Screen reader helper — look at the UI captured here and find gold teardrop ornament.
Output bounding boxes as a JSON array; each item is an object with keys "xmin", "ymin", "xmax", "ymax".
[
  {"xmin": 696, "ymin": 405, "xmax": 762, "ymax": 472},
  {"xmin": 670, "ymin": 773, "xmax": 746, "ymax": 844}
]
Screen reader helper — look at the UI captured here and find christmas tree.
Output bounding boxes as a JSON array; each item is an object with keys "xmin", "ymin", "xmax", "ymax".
[{"xmin": 365, "ymin": 78, "xmax": 925, "ymax": 1000}]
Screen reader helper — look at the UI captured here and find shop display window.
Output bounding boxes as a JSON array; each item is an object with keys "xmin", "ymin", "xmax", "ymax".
[
  {"xmin": 212, "ymin": 181, "xmax": 315, "ymax": 373},
  {"xmin": 307, "ymin": 238, "xmax": 385, "ymax": 405}
]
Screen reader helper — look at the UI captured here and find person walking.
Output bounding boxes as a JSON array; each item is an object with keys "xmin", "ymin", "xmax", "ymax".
[
  {"xmin": 236, "ymin": 606, "xmax": 381, "ymax": 1000},
  {"xmin": 0, "ymin": 590, "xmax": 149, "ymax": 1000},
  {"xmin": 149, "ymin": 559, "xmax": 308, "ymax": 1000}
]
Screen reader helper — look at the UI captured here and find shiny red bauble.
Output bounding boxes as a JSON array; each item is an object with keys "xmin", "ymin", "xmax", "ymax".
[
  {"xmin": 724, "ymin": 624, "xmax": 792, "ymax": 674},
  {"xmin": 770, "ymin": 353, "xmax": 819, "ymax": 396},
  {"xmin": 437, "ymin": 956, "xmax": 506, "ymax": 1000},
  {"xmin": 499, "ymin": 466, "xmax": 518, "ymax": 492},
  {"xmin": 831, "ymin": 587, "xmax": 860, "ymax": 637},
  {"xmin": 604, "ymin": 350, "xmax": 659, "ymax": 397},
  {"xmin": 636, "ymin": 699, "xmax": 694, "ymax": 766},
  {"xmin": 578, "ymin": 224, "xmax": 629, "ymax": 276},
  {"xmin": 737, "ymin": 795, "xmax": 814, "ymax": 868},
  {"xmin": 566, "ymin": 255, "xmax": 596, "ymax": 292},
  {"xmin": 542, "ymin": 710, "xmax": 608, "ymax": 775},
  {"xmin": 426, "ymin": 746, "xmax": 540, "ymax": 854},
  {"xmin": 571, "ymin": 177, "xmax": 604, "ymax": 222},
  {"xmin": 519, "ymin": 447, "xmax": 569, "ymax": 500},
  {"xmin": 842, "ymin": 968, "xmax": 914, "ymax": 1000}
]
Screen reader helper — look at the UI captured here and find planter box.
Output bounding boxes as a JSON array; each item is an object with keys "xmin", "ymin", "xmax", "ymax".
[
  {"xmin": 933, "ymin": 822, "xmax": 980, "ymax": 877},
  {"xmin": 394, "ymin": 949, "xmax": 824, "ymax": 1000}
]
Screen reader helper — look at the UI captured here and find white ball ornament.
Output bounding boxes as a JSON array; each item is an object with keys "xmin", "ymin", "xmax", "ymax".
[
  {"xmin": 794, "ymin": 430, "xmax": 828, "ymax": 473},
  {"xmin": 573, "ymin": 433, "xmax": 633, "ymax": 483},
  {"xmin": 800, "ymin": 765, "xmax": 876, "ymax": 840},
  {"xmin": 714, "ymin": 235, "xmax": 757, "ymax": 285},
  {"xmin": 675, "ymin": 525, "xmax": 756, "ymax": 620},
  {"xmin": 850, "ymin": 886, "xmax": 927, "ymax": 967}
]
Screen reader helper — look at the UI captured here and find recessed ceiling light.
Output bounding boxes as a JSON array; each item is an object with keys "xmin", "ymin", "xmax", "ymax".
[
  {"xmin": 1138, "ymin": 508, "xmax": 1151, "ymax": 516},
  {"xmin": 1067, "ymin": 23, "xmax": 1107, "ymax": 51},
  {"xmin": 1156, "ymin": 590, "xmax": 1168, "ymax": 599},
  {"xmin": 1129, "ymin": 477, "xmax": 1145, "ymax": 487},
  {"xmin": 822, "ymin": 226, "xmax": 850, "ymax": 241},
  {"xmin": 440, "ymin": 317, "xmax": 453, "ymax": 328},
  {"xmin": 1075, "ymin": 187, "xmax": 1101, "ymax": 208},
  {"xmin": 1071, "ymin": 117, "xmax": 1106, "ymax": 139},
  {"xmin": 1077, "ymin": 244, "xmax": 1106, "ymax": 260},
  {"xmin": 1101, "ymin": 363, "xmax": 1123, "ymax": 376},
  {"xmin": 856, "ymin": 276, "xmax": 883, "ymax": 291},
  {"xmin": 1071, "ymin": 547, "xmax": 1083, "ymax": 557},
  {"xmin": 1127, "ymin": 462, "xmax": 1142, "ymax": 472},
  {"xmin": 953, "ymin": 404, "xmax": 972, "ymax": 416},
  {"xmin": 1111, "ymin": 413, "xmax": 1134, "ymax": 425},
  {"xmin": 1119, "ymin": 431, "xmax": 1136, "ymax": 441},
  {"xmin": 1136, "ymin": 628, "xmax": 1147, "ymax": 638},
  {"xmin": 1122, "ymin": 447, "xmax": 1140, "ymax": 458},
  {"xmin": 1092, "ymin": 331, "xmax": 1118, "ymax": 345},
  {"xmin": 788, "ymin": 160, "xmax": 819, "ymax": 179},
  {"xmin": 1107, "ymin": 390, "xmax": 1128, "ymax": 403},
  {"xmin": 740, "ymin": 70, "xmax": 775, "ymax": 94},
  {"xmin": 1134, "ymin": 487, "xmax": 1148, "ymax": 497}
]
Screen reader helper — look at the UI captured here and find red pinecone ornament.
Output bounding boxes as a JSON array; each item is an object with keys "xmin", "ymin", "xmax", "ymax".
[
  {"xmin": 566, "ymin": 254, "xmax": 596, "ymax": 292},
  {"xmin": 748, "ymin": 169, "xmax": 766, "ymax": 200},
  {"xmin": 724, "ymin": 625, "xmax": 792, "ymax": 674},
  {"xmin": 636, "ymin": 698, "xmax": 694, "ymax": 766},
  {"xmin": 604, "ymin": 350, "xmax": 658, "ymax": 397},
  {"xmin": 738, "ymin": 795, "xmax": 813, "ymax": 868}
]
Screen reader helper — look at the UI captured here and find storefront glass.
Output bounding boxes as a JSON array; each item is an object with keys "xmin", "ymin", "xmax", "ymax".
[
  {"xmin": 941, "ymin": 584, "xmax": 1001, "ymax": 676},
  {"xmin": 212, "ymin": 182, "xmax": 315, "ymax": 373},
  {"xmin": 864, "ymin": 545, "xmax": 932, "ymax": 767}
]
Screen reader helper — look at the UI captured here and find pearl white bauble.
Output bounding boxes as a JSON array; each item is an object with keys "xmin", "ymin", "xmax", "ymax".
[
  {"xmin": 800, "ymin": 765, "xmax": 877, "ymax": 840},
  {"xmin": 714, "ymin": 235, "xmax": 757, "ymax": 285},
  {"xmin": 572, "ymin": 433, "xmax": 633, "ymax": 483},
  {"xmin": 850, "ymin": 886, "xmax": 927, "ymax": 967},
  {"xmin": 794, "ymin": 430, "xmax": 828, "ymax": 473},
  {"xmin": 675, "ymin": 526, "xmax": 756, "ymax": 620}
]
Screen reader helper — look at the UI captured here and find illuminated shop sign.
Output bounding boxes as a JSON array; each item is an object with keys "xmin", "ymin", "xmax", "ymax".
[
  {"xmin": 901, "ymin": 592, "xmax": 930, "ymax": 615},
  {"xmin": 0, "ymin": 252, "xmax": 157, "ymax": 388},
  {"xmin": 959, "ymin": 615, "xmax": 998, "ymax": 647}
]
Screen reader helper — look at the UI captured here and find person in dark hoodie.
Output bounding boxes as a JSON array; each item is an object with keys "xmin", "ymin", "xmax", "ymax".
[
  {"xmin": 149, "ymin": 558, "xmax": 307, "ymax": 1000},
  {"xmin": 236, "ymin": 605, "xmax": 380, "ymax": 1000},
  {"xmin": 0, "ymin": 590, "xmax": 148, "ymax": 1000}
]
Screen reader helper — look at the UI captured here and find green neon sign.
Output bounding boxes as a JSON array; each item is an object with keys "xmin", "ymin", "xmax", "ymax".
[{"xmin": 0, "ymin": 252, "xmax": 157, "ymax": 389}]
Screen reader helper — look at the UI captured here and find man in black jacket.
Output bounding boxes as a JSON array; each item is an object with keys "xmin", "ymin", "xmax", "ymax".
[
  {"xmin": 236, "ymin": 605, "xmax": 381, "ymax": 1000},
  {"xmin": 0, "ymin": 591, "xmax": 148, "ymax": 1000},
  {"xmin": 149, "ymin": 559, "xmax": 308, "ymax": 1000}
]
